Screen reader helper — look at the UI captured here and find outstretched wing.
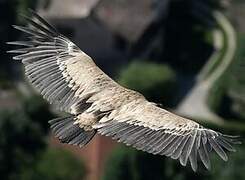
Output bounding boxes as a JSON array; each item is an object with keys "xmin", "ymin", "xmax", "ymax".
[
  {"xmin": 94, "ymin": 100, "xmax": 240, "ymax": 171},
  {"xmin": 8, "ymin": 10, "xmax": 240, "ymax": 172},
  {"xmin": 8, "ymin": 10, "xmax": 118, "ymax": 114}
]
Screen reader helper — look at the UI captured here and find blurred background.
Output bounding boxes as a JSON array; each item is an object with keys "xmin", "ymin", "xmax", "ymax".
[{"xmin": 0, "ymin": 0, "xmax": 245, "ymax": 180}]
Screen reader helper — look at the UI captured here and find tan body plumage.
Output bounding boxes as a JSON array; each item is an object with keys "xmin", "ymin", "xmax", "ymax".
[{"xmin": 8, "ymin": 10, "xmax": 240, "ymax": 172}]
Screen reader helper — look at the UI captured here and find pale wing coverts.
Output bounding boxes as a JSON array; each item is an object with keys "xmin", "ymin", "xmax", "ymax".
[{"xmin": 8, "ymin": 10, "xmax": 240, "ymax": 172}]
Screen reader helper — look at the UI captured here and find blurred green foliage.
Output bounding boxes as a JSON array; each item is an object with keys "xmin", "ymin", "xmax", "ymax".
[
  {"xmin": 206, "ymin": 143, "xmax": 245, "ymax": 180},
  {"xmin": 20, "ymin": 148, "xmax": 86, "ymax": 180},
  {"xmin": 228, "ymin": 34, "xmax": 245, "ymax": 119},
  {"xmin": 22, "ymin": 95, "xmax": 54, "ymax": 133},
  {"xmin": 17, "ymin": 0, "xmax": 37, "ymax": 13},
  {"xmin": 0, "ymin": 92, "xmax": 87, "ymax": 180},
  {"xmin": 208, "ymin": 33, "xmax": 245, "ymax": 121},
  {"xmin": 0, "ymin": 75, "xmax": 15, "ymax": 89},
  {"xmin": 118, "ymin": 61, "xmax": 177, "ymax": 107},
  {"xmin": 102, "ymin": 146, "xmax": 211, "ymax": 180},
  {"xmin": 0, "ymin": 98, "xmax": 49, "ymax": 179},
  {"xmin": 103, "ymin": 144, "xmax": 245, "ymax": 180}
]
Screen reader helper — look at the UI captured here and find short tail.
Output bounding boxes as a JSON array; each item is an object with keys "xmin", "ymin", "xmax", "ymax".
[{"xmin": 49, "ymin": 116, "xmax": 96, "ymax": 147}]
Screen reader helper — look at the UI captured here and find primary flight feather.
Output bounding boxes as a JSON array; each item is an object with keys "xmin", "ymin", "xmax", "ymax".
[{"xmin": 8, "ymin": 10, "xmax": 240, "ymax": 172}]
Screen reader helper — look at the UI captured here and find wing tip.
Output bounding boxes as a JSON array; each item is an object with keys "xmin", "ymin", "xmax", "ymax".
[{"xmin": 176, "ymin": 129, "xmax": 240, "ymax": 172}]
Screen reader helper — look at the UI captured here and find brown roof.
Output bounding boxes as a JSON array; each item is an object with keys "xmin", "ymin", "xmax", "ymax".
[
  {"xmin": 38, "ymin": 0, "xmax": 157, "ymax": 42},
  {"xmin": 93, "ymin": 0, "xmax": 155, "ymax": 42},
  {"xmin": 38, "ymin": 0, "xmax": 100, "ymax": 18}
]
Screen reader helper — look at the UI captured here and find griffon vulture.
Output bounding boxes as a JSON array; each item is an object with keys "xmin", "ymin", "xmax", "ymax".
[{"xmin": 8, "ymin": 10, "xmax": 240, "ymax": 171}]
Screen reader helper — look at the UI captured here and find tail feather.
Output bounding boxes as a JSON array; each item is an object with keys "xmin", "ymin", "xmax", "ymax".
[{"xmin": 49, "ymin": 116, "xmax": 96, "ymax": 147}]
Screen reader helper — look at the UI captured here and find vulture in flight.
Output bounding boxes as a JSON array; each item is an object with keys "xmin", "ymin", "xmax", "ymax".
[{"xmin": 8, "ymin": 10, "xmax": 240, "ymax": 172}]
